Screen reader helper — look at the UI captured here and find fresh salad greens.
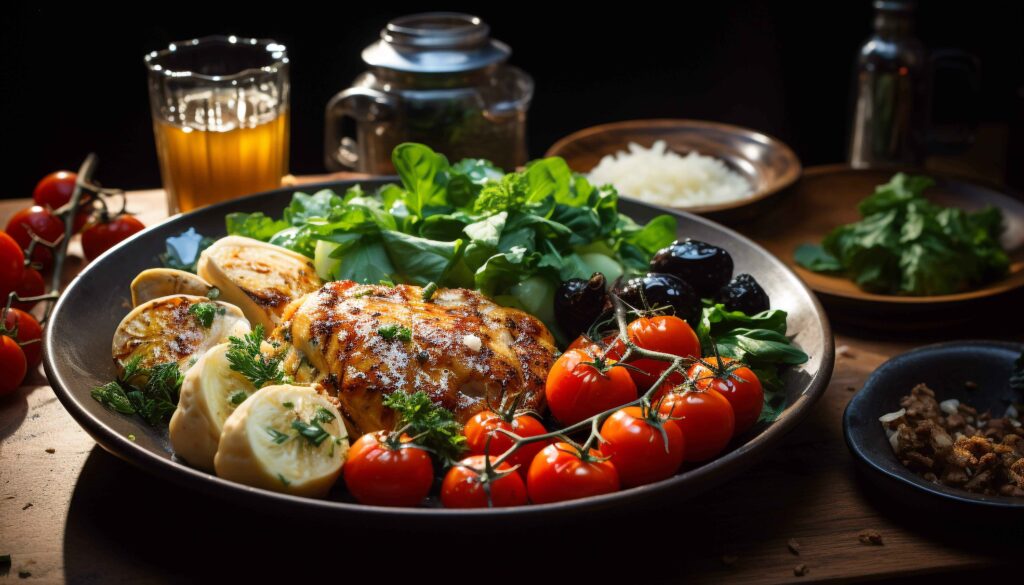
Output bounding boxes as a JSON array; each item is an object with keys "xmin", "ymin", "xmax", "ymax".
[
  {"xmin": 224, "ymin": 143, "xmax": 677, "ymax": 335},
  {"xmin": 696, "ymin": 302, "xmax": 809, "ymax": 422},
  {"xmin": 795, "ymin": 173, "xmax": 1009, "ymax": 296}
]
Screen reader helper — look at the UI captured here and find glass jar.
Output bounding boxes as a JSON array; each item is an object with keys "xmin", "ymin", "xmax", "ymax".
[{"xmin": 325, "ymin": 13, "xmax": 533, "ymax": 173}]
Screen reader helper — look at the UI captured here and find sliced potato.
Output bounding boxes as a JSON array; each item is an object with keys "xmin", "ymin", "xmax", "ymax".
[
  {"xmin": 111, "ymin": 294, "xmax": 250, "ymax": 374},
  {"xmin": 131, "ymin": 268, "xmax": 213, "ymax": 307},
  {"xmin": 214, "ymin": 384, "xmax": 348, "ymax": 497},
  {"xmin": 197, "ymin": 236, "xmax": 322, "ymax": 331},
  {"xmin": 169, "ymin": 343, "xmax": 256, "ymax": 471}
]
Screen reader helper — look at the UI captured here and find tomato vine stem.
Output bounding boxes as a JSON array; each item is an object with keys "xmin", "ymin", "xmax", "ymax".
[{"xmin": 489, "ymin": 296, "xmax": 710, "ymax": 469}]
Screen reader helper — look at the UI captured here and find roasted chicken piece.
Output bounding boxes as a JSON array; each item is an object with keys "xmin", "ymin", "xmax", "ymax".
[{"xmin": 267, "ymin": 281, "xmax": 557, "ymax": 436}]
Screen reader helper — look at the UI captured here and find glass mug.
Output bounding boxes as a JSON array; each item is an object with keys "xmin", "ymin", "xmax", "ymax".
[{"xmin": 146, "ymin": 36, "xmax": 290, "ymax": 214}]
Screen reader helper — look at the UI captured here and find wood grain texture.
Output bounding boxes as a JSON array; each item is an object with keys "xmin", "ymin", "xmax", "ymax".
[{"xmin": 1, "ymin": 189, "xmax": 1021, "ymax": 584}]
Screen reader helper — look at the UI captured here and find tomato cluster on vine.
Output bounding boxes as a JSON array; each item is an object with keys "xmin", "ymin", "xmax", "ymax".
[
  {"xmin": 341, "ymin": 310, "xmax": 764, "ymax": 508},
  {"xmin": 2, "ymin": 166, "xmax": 146, "ymax": 395}
]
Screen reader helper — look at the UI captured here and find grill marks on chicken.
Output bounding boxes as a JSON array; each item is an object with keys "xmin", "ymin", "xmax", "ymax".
[{"xmin": 268, "ymin": 281, "xmax": 557, "ymax": 436}]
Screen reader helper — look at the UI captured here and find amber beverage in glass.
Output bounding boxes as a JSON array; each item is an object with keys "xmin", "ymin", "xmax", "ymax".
[{"xmin": 146, "ymin": 36, "xmax": 290, "ymax": 213}]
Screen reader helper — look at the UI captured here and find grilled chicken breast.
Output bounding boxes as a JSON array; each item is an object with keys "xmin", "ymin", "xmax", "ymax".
[
  {"xmin": 267, "ymin": 281, "xmax": 557, "ymax": 436},
  {"xmin": 197, "ymin": 236, "xmax": 323, "ymax": 330}
]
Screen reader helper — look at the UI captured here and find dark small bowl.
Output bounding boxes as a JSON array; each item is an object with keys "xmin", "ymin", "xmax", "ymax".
[{"xmin": 844, "ymin": 341, "xmax": 1024, "ymax": 512}]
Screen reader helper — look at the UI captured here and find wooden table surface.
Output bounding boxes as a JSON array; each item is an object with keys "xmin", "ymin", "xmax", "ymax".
[{"xmin": 1, "ymin": 184, "xmax": 1021, "ymax": 584}]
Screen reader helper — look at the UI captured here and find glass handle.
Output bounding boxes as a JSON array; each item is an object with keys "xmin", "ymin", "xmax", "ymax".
[{"xmin": 324, "ymin": 88, "xmax": 397, "ymax": 171}]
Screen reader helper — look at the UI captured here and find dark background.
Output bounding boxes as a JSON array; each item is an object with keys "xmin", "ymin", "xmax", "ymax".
[{"xmin": 3, "ymin": 1, "xmax": 1022, "ymax": 198}]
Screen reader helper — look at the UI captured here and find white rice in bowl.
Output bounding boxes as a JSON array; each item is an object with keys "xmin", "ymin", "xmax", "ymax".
[{"xmin": 588, "ymin": 140, "xmax": 753, "ymax": 207}]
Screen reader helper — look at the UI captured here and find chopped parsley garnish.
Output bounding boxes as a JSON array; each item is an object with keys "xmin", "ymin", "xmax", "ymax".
[
  {"xmin": 207, "ymin": 287, "xmax": 221, "ymax": 300},
  {"xmin": 312, "ymin": 406, "xmax": 336, "ymax": 424},
  {"xmin": 188, "ymin": 302, "xmax": 219, "ymax": 327},
  {"xmin": 383, "ymin": 390, "xmax": 465, "ymax": 462},
  {"xmin": 379, "ymin": 279, "xmax": 395, "ymax": 287},
  {"xmin": 227, "ymin": 325, "xmax": 285, "ymax": 388},
  {"xmin": 266, "ymin": 427, "xmax": 290, "ymax": 444},
  {"xmin": 90, "ymin": 357, "xmax": 183, "ymax": 427},
  {"xmin": 282, "ymin": 401, "xmax": 294, "ymax": 409},
  {"xmin": 228, "ymin": 390, "xmax": 248, "ymax": 405},
  {"xmin": 291, "ymin": 419, "xmax": 330, "ymax": 447},
  {"xmin": 421, "ymin": 282, "xmax": 438, "ymax": 301},
  {"xmin": 378, "ymin": 324, "xmax": 412, "ymax": 342},
  {"xmin": 277, "ymin": 473, "xmax": 291, "ymax": 486}
]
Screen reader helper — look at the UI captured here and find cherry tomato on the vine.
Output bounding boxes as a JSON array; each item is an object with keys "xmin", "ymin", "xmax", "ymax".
[
  {"xmin": 32, "ymin": 171, "xmax": 77, "ymax": 209},
  {"xmin": 32, "ymin": 171, "xmax": 92, "ymax": 234},
  {"xmin": 3, "ymin": 308, "xmax": 42, "ymax": 370},
  {"xmin": 464, "ymin": 410, "xmax": 549, "ymax": 475},
  {"xmin": 11, "ymin": 268, "xmax": 45, "ymax": 311},
  {"xmin": 656, "ymin": 388, "xmax": 735, "ymax": 462},
  {"xmin": 599, "ymin": 406, "xmax": 685, "ymax": 487},
  {"xmin": 606, "ymin": 315, "xmax": 700, "ymax": 392},
  {"xmin": 689, "ymin": 357, "xmax": 764, "ymax": 434},
  {"xmin": 0, "ymin": 335, "xmax": 27, "ymax": 396},
  {"xmin": 566, "ymin": 334, "xmax": 602, "ymax": 353},
  {"xmin": 545, "ymin": 348, "xmax": 637, "ymax": 426},
  {"xmin": 5, "ymin": 206, "xmax": 64, "ymax": 271},
  {"xmin": 342, "ymin": 432, "xmax": 434, "ymax": 507},
  {"xmin": 82, "ymin": 215, "xmax": 145, "ymax": 261},
  {"xmin": 527, "ymin": 442, "xmax": 620, "ymax": 504},
  {"xmin": 441, "ymin": 455, "xmax": 528, "ymax": 508},
  {"xmin": 0, "ymin": 232, "xmax": 25, "ymax": 295}
]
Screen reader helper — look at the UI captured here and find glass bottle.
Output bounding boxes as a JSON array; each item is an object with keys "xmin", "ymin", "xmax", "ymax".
[{"xmin": 848, "ymin": 0, "xmax": 927, "ymax": 167}]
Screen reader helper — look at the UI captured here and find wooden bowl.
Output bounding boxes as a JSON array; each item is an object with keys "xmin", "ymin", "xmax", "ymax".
[
  {"xmin": 545, "ymin": 119, "xmax": 802, "ymax": 222},
  {"xmin": 745, "ymin": 165, "xmax": 1024, "ymax": 330}
]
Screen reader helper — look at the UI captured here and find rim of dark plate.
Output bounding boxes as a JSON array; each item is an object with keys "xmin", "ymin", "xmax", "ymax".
[{"xmin": 44, "ymin": 178, "xmax": 835, "ymax": 519}]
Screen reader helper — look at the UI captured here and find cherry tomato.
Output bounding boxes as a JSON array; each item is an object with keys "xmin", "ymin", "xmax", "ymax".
[
  {"xmin": 606, "ymin": 315, "xmax": 700, "ymax": 392},
  {"xmin": 5, "ymin": 206, "xmax": 64, "ymax": 271},
  {"xmin": 0, "ymin": 335, "xmax": 27, "ymax": 396},
  {"xmin": 343, "ymin": 432, "xmax": 434, "ymax": 507},
  {"xmin": 441, "ymin": 455, "xmax": 528, "ymax": 508},
  {"xmin": 0, "ymin": 232, "xmax": 25, "ymax": 296},
  {"xmin": 545, "ymin": 348, "xmax": 637, "ymax": 426},
  {"xmin": 527, "ymin": 442, "xmax": 620, "ymax": 504},
  {"xmin": 3, "ymin": 308, "xmax": 42, "ymax": 370},
  {"xmin": 599, "ymin": 406, "xmax": 685, "ymax": 487},
  {"xmin": 11, "ymin": 268, "xmax": 45, "ymax": 311},
  {"xmin": 81, "ymin": 215, "xmax": 145, "ymax": 261},
  {"xmin": 32, "ymin": 171, "xmax": 77, "ymax": 209},
  {"xmin": 566, "ymin": 334, "xmax": 602, "ymax": 353},
  {"xmin": 656, "ymin": 388, "xmax": 735, "ymax": 462},
  {"xmin": 689, "ymin": 357, "xmax": 764, "ymax": 434},
  {"xmin": 464, "ymin": 410, "xmax": 549, "ymax": 475},
  {"xmin": 32, "ymin": 171, "xmax": 92, "ymax": 233}
]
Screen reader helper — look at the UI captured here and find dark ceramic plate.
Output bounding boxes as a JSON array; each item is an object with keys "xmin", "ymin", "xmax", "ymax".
[
  {"xmin": 844, "ymin": 341, "xmax": 1024, "ymax": 510},
  {"xmin": 545, "ymin": 119, "xmax": 802, "ymax": 223},
  {"xmin": 44, "ymin": 178, "xmax": 834, "ymax": 525}
]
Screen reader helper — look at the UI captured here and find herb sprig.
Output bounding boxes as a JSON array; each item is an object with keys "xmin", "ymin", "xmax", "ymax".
[
  {"xmin": 226, "ymin": 325, "xmax": 285, "ymax": 388},
  {"xmin": 90, "ymin": 355, "xmax": 183, "ymax": 427},
  {"xmin": 382, "ymin": 390, "xmax": 465, "ymax": 462}
]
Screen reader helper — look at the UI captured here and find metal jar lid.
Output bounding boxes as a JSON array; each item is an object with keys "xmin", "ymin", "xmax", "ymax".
[{"xmin": 361, "ymin": 12, "xmax": 511, "ymax": 73}]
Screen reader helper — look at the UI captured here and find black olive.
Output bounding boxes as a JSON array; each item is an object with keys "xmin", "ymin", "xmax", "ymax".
[
  {"xmin": 554, "ymin": 273, "xmax": 608, "ymax": 340},
  {"xmin": 649, "ymin": 239, "xmax": 733, "ymax": 298},
  {"xmin": 716, "ymin": 273, "xmax": 770, "ymax": 315},
  {"xmin": 608, "ymin": 272, "xmax": 701, "ymax": 328}
]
